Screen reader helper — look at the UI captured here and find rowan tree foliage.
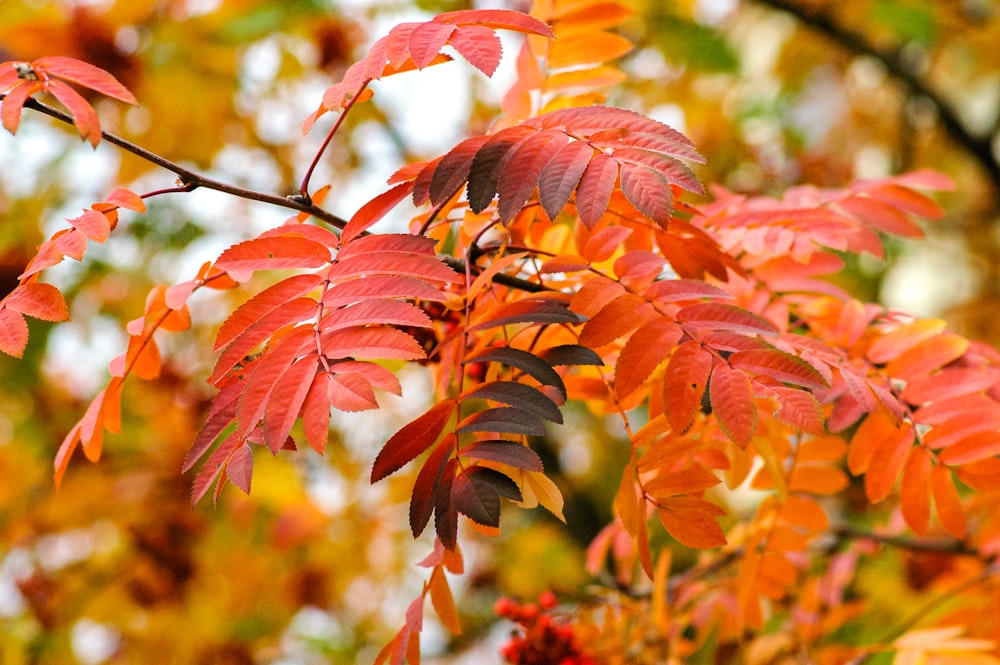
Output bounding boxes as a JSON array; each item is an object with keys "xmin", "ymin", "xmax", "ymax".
[{"xmin": 2, "ymin": 1, "xmax": 1000, "ymax": 664}]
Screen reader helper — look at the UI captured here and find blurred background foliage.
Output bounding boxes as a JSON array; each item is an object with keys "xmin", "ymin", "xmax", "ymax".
[{"xmin": 0, "ymin": 0, "xmax": 998, "ymax": 663}]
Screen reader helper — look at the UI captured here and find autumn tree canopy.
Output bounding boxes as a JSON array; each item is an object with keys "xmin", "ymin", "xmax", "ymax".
[{"xmin": 2, "ymin": 1, "xmax": 1000, "ymax": 664}]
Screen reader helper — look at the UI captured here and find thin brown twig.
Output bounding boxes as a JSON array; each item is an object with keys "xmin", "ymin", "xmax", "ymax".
[{"xmin": 9, "ymin": 95, "xmax": 351, "ymax": 229}]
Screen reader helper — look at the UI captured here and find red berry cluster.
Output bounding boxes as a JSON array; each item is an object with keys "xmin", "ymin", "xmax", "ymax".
[{"xmin": 495, "ymin": 592, "xmax": 597, "ymax": 665}]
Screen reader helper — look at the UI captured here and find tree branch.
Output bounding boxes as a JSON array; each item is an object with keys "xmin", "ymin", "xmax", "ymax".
[
  {"xmin": 752, "ymin": 0, "xmax": 1000, "ymax": 198},
  {"xmin": 832, "ymin": 524, "xmax": 980, "ymax": 556},
  {"xmin": 8, "ymin": 95, "xmax": 351, "ymax": 229},
  {"xmin": 9, "ymin": 94, "xmax": 553, "ymax": 295}
]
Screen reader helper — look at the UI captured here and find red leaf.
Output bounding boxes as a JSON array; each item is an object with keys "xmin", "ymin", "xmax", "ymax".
[
  {"xmin": 497, "ymin": 129, "xmax": 568, "ymax": 224},
  {"xmin": 709, "ymin": 363, "xmax": 756, "ymax": 448},
  {"xmin": 215, "ymin": 236, "xmax": 331, "ymax": 273},
  {"xmin": 328, "ymin": 253, "xmax": 459, "ymax": 284},
  {"xmin": 227, "ymin": 444, "xmax": 254, "ymax": 494},
  {"xmin": 580, "ymin": 225, "xmax": 631, "ymax": 263},
  {"xmin": 209, "ymin": 298, "xmax": 318, "ymax": 384},
  {"xmin": 868, "ymin": 183, "xmax": 943, "ymax": 219},
  {"xmin": 539, "ymin": 344, "xmax": 603, "ymax": 366},
  {"xmin": 433, "ymin": 9, "xmax": 554, "ymax": 37},
  {"xmin": 769, "ymin": 386, "xmax": 825, "ymax": 434},
  {"xmin": 237, "ymin": 327, "xmax": 314, "ymax": 440},
  {"xmin": 428, "ymin": 135, "xmax": 489, "ymax": 207},
  {"xmin": 452, "ymin": 467, "xmax": 520, "ymax": 527},
  {"xmin": 411, "ymin": 435, "xmax": 455, "ymax": 537},
  {"xmin": 645, "ymin": 279, "xmax": 733, "ymax": 303},
  {"xmin": 469, "ymin": 298, "xmax": 582, "ymax": 330},
  {"xmin": 191, "ymin": 431, "xmax": 242, "ymax": 505},
  {"xmin": 561, "ymin": 108, "xmax": 696, "ymax": 149},
  {"xmin": 184, "ymin": 379, "xmax": 242, "ymax": 472},
  {"xmin": 321, "ymin": 327, "xmax": 426, "ymax": 360},
  {"xmin": 408, "ymin": 21, "xmax": 455, "ymax": 69},
  {"xmin": 327, "ymin": 370, "xmax": 379, "ymax": 412},
  {"xmin": 0, "ymin": 307, "xmax": 29, "ymax": 358},
  {"xmin": 578, "ymin": 293, "xmax": 656, "ymax": 348},
  {"xmin": 35, "ymin": 56, "xmax": 137, "ymax": 104},
  {"xmin": 342, "ymin": 182, "xmax": 415, "ymax": 243},
  {"xmin": 676, "ymin": 302, "xmax": 779, "ymax": 335},
  {"xmin": 575, "ymin": 152, "xmax": 617, "ymax": 229},
  {"xmin": 615, "ymin": 147, "xmax": 703, "ymax": 195},
  {"xmin": 538, "ymin": 140, "xmax": 595, "ymax": 219},
  {"xmin": 461, "ymin": 381, "xmax": 563, "ymax": 423},
  {"xmin": 663, "ymin": 341, "xmax": 713, "ymax": 434},
  {"xmin": 332, "ymin": 360, "xmax": 403, "ymax": 395},
  {"xmin": 372, "ymin": 400, "xmax": 455, "ymax": 483},
  {"xmin": 457, "ymin": 407, "xmax": 547, "ymax": 436},
  {"xmin": 323, "ymin": 275, "xmax": 448, "ymax": 307},
  {"xmin": 435, "ymin": 458, "xmax": 459, "ymax": 548},
  {"xmin": 838, "ymin": 195, "xmax": 924, "ymax": 238},
  {"xmin": 464, "ymin": 346, "xmax": 566, "ymax": 397},
  {"xmin": 616, "ymin": 317, "xmax": 683, "ymax": 398},
  {"xmin": 3, "ymin": 283, "xmax": 68, "ymax": 321},
  {"xmin": 460, "ymin": 440, "xmax": 544, "ymax": 472},
  {"xmin": 263, "ymin": 356, "xmax": 318, "ymax": 452},
  {"xmin": 613, "ymin": 250, "xmax": 666, "ymax": 289},
  {"xmin": 729, "ymin": 348, "xmax": 828, "ymax": 390},
  {"xmin": 466, "ymin": 125, "xmax": 535, "ymax": 213},
  {"xmin": 449, "ymin": 25, "xmax": 503, "ymax": 77},
  {"xmin": 589, "ymin": 128, "xmax": 706, "ymax": 164},
  {"xmin": 335, "ymin": 232, "xmax": 437, "ymax": 259},
  {"xmin": 214, "ymin": 274, "xmax": 322, "ymax": 351},
  {"xmin": 321, "ymin": 300, "xmax": 432, "ymax": 334},
  {"xmin": 902, "ymin": 368, "xmax": 998, "ymax": 405},
  {"xmin": 385, "ymin": 23, "xmax": 420, "ymax": 69},
  {"xmin": 46, "ymin": 79, "xmax": 101, "ymax": 146},
  {"xmin": 301, "ymin": 373, "xmax": 331, "ymax": 454}
]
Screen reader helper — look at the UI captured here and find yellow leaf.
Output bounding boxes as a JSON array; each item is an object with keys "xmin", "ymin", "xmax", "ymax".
[{"xmin": 523, "ymin": 471, "xmax": 565, "ymax": 521}]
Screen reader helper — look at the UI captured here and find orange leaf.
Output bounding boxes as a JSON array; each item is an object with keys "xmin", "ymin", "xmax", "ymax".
[
  {"xmin": 657, "ymin": 497, "xmax": 726, "ymax": 548},
  {"xmin": 787, "ymin": 466, "xmax": 848, "ymax": 495},
  {"xmin": 931, "ymin": 465, "xmax": 967, "ymax": 538},
  {"xmin": 578, "ymin": 293, "xmax": 656, "ymax": 348},
  {"xmin": 663, "ymin": 341, "xmax": 713, "ymax": 434},
  {"xmin": 709, "ymin": 362, "xmax": 757, "ymax": 449},
  {"xmin": 867, "ymin": 318, "xmax": 946, "ymax": 364},
  {"xmin": 615, "ymin": 317, "xmax": 682, "ymax": 398},
  {"xmin": 0, "ymin": 308, "xmax": 29, "ymax": 358},
  {"xmin": 885, "ymin": 333, "xmax": 969, "ymax": 382},
  {"xmin": 900, "ymin": 447, "xmax": 932, "ymax": 534},
  {"xmin": 371, "ymin": 400, "xmax": 455, "ymax": 482},
  {"xmin": 547, "ymin": 30, "xmax": 633, "ymax": 69},
  {"xmin": 3, "ymin": 283, "xmax": 68, "ymax": 322},
  {"xmin": 215, "ymin": 236, "xmax": 331, "ymax": 273},
  {"xmin": 864, "ymin": 422, "xmax": 913, "ymax": 503},
  {"xmin": 104, "ymin": 187, "xmax": 146, "ymax": 212},
  {"xmin": 428, "ymin": 565, "xmax": 461, "ymax": 634}
]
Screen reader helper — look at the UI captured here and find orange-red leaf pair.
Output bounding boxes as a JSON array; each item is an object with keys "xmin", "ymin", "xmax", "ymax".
[{"xmin": 1, "ymin": 56, "xmax": 137, "ymax": 146}]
